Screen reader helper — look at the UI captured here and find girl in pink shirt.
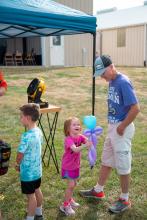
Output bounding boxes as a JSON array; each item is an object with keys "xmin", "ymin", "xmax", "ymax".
[{"xmin": 60, "ymin": 117, "xmax": 91, "ymax": 216}]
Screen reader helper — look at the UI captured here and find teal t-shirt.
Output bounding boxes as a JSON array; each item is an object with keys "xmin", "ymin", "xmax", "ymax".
[{"xmin": 17, "ymin": 127, "xmax": 43, "ymax": 181}]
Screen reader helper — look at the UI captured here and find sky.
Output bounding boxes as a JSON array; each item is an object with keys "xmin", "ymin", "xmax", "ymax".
[{"xmin": 93, "ymin": 0, "xmax": 145, "ymax": 14}]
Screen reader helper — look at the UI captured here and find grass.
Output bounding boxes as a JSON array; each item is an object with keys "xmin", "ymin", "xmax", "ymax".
[{"xmin": 0, "ymin": 66, "xmax": 147, "ymax": 220}]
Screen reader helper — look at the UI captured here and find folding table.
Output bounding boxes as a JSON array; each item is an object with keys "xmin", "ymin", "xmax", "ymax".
[{"xmin": 38, "ymin": 105, "xmax": 61, "ymax": 173}]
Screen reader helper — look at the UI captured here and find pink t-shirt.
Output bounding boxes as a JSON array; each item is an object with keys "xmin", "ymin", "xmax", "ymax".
[{"xmin": 61, "ymin": 135, "xmax": 86, "ymax": 171}]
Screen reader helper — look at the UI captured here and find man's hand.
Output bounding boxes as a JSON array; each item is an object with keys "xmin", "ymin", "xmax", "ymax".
[
  {"xmin": 117, "ymin": 104, "xmax": 140, "ymax": 136},
  {"xmin": 117, "ymin": 123, "xmax": 126, "ymax": 136}
]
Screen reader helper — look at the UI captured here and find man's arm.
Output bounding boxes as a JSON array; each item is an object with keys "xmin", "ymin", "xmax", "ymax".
[{"xmin": 117, "ymin": 103, "xmax": 140, "ymax": 136}]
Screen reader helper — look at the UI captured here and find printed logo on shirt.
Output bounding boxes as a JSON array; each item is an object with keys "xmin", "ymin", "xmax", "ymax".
[
  {"xmin": 108, "ymin": 107, "xmax": 116, "ymax": 115},
  {"xmin": 108, "ymin": 87, "xmax": 120, "ymax": 104}
]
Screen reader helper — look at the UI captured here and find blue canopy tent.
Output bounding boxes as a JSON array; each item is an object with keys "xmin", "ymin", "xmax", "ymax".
[{"xmin": 0, "ymin": 0, "xmax": 97, "ymax": 114}]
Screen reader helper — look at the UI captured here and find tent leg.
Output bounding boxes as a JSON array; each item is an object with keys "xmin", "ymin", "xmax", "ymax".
[
  {"xmin": 92, "ymin": 33, "xmax": 96, "ymax": 115},
  {"xmin": 23, "ymin": 38, "xmax": 27, "ymax": 59}
]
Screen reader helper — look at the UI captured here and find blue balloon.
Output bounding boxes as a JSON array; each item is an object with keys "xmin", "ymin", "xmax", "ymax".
[{"xmin": 83, "ymin": 115, "xmax": 97, "ymax": 130}]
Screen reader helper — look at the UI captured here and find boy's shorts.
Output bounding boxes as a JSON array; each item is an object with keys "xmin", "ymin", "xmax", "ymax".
[
  {"xmin": 101, "ymin": 122, "xmax": 135, "ymax": 175},
  {"xmin": 61, "ymin": 168, "xmax": 79, "ymax": 179},
  {"xmin": 21, "ymin": 178, "xmax": 41, "ymax": 194}
]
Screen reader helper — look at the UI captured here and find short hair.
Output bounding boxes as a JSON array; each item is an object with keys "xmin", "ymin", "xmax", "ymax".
[
  {"xmin": 64, "ymin": 117, "xmax": 81, "ymax": 136},
  {"xmin": 20, "ymin": 103, "xmax": 40, "ymax": 122}
]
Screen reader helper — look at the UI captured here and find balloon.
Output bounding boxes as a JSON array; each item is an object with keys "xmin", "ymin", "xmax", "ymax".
[
  {"xmin": 91, "ymin": 134, "xmax": 97, "ymax": 146},
  {"xmin": 83, "ymin": 115, "xmax": 97, "ymax": 130},
  {"xmin": 88, "ymin": 145, "xmax": 96, "ymax": 168},
  {"xmin": 83, "ymin": 116, "xmax": 103, "ymax": 169}
]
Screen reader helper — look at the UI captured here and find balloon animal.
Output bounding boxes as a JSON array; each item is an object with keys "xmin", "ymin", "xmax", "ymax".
[{"xmin": 83, "ymin": 115, "xmax": 103, "ymax": 169}]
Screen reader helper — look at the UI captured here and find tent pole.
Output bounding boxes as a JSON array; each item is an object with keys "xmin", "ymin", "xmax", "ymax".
[{"xmin": 92, "ymin": 33, "xmax": 96, "ymax": 115}]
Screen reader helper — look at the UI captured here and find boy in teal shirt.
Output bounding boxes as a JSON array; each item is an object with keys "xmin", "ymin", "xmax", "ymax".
[{"xmin": 16, "ymin": 103, "xmax": 43, "ymax": 220}]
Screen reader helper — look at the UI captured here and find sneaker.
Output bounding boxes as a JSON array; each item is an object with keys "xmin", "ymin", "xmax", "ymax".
[
  {"xmin": 34, "ymin": 215, "xmax": 44, "ymax": 220},
  {"xmin": 60, "ymin": 204, "xmax": 75, "ymax": 216},
  {"xmin": 79, "ymin": 188, "xmax": 105, "ymax": 199},
  {"xmin": 109, "ymin": 198, "xmax": 131, "ymax": 214},
  {"xmin": 70, "ymin": 198, "xmax": 80, "ymax": 208}
]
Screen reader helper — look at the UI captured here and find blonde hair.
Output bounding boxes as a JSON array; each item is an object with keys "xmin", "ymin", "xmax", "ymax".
[{"xmin": 64, "ymin": 117, "xmax": 81, "ymax": 136}]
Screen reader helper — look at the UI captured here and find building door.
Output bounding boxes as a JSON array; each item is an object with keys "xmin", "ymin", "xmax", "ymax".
[
  {"xmin": 50, "ymin": 36, "xmax": 64, "ymax": 66},
  {"xmin": 0, "ymin": 39, "xmax": 7, "ymax": 65}
]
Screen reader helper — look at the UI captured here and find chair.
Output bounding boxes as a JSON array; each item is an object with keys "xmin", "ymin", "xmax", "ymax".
[
  {"xmin": 4, "ymin": 53, "xmax": 14, "ymax": 66},
  {"xmin": 25, "ymin": 54, "xmax": 36, "ymax": 65},
  {"xmin": 14, "ymin": 52, "xmax": 23, "ymax": 65}
]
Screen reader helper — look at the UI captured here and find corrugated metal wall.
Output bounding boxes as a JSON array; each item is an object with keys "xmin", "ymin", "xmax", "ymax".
[
  {"xmin": 54, "ymin": 0, "xmax": 92, "ymax": 15},
  {"xmin": 64, "ymin": 34, "xmax": 93, "ymax": 67},
  {"xmin": 53, "ymin": 0, "xmax": 93, "ymax": 66},
  {"xmin": 97, "ymin": 25, "xmax": 145, "ymax": 66},
  {"xmin": 42, "ymin": 37, "xmax": 51, "ymax": 66},
  {"xmin": 6, "ymin": 37, "xmax": 41, "ymax": 55},
  {"xmin": 27, "ymin": 37, "xmax": 41, "ymax": 55},
  {"xmin": 6, "ymin": 38, "xmax": 23, "ymax": 53},
  {"xmin": 145, "ymin": 24, "xmax": 147, "ymax": 66},
  {"xmin": 96, "ymin": 31, "xmax": 102, "ymax": 56}
]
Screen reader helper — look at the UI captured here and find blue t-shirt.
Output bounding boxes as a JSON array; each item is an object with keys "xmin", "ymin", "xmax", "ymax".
[
  {"xmin": 108, "ymin": 73, "xmax": 138, "ymax": 123},
  {"xmin": 17, "ymin": 127, "xmax": 43, "ymax": 181}
]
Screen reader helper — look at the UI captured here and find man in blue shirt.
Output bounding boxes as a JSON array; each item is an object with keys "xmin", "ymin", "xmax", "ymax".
[{"xmin": 80, "ymin": 55, "xmax": 140, "ymax": 213}]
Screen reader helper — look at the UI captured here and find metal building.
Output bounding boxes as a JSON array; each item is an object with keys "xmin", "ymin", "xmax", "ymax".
[{"xmin": 96, "ymin": 2, "xmax": 147, "ymax": 67}]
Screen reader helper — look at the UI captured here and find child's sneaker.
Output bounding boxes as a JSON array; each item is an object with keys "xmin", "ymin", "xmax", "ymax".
[
  {"xmin": 70, "ymin": 198, "xmax": 80, "ymax": 208},
  {"xmin": 60, "ymin": 204, "xmax": 75, "ymax": 216},
  {"xmin": 109, "ymin": 198, "xmax": 131, "ymax": 213},
  {"xmin": 79, "ymin": 188, "xmax": 105, "ymax": 199}
]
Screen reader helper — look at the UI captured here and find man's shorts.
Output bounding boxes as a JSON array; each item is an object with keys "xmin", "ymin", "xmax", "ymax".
[
  {"xmin": 21, "ymin": 178, "xmax": 41, "ymax": 194},
  {"xmin": 101, "ymin": 122, "xmax": 135, "ymax": 175}
]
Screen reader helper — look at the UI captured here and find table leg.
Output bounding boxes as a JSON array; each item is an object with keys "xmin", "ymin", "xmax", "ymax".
[{"xmin": 38, "ymin": 112, "xmax": 59, "ymax": 173}]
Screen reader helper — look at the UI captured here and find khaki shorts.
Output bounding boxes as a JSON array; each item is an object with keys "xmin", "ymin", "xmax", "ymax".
[{"xmin": 101, "ymin": 122, "xmax": 135, "ymax": 175}]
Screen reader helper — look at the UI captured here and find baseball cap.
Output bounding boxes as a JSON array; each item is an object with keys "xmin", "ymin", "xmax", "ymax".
[{"xmin": 94, "ymin": 55, "xmax": 112, "ymax": 77}]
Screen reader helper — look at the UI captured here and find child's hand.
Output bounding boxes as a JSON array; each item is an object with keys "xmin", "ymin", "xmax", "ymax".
[{"xmin": 85, "ymin": 140, "xmax": 92, "ymax": 149}]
